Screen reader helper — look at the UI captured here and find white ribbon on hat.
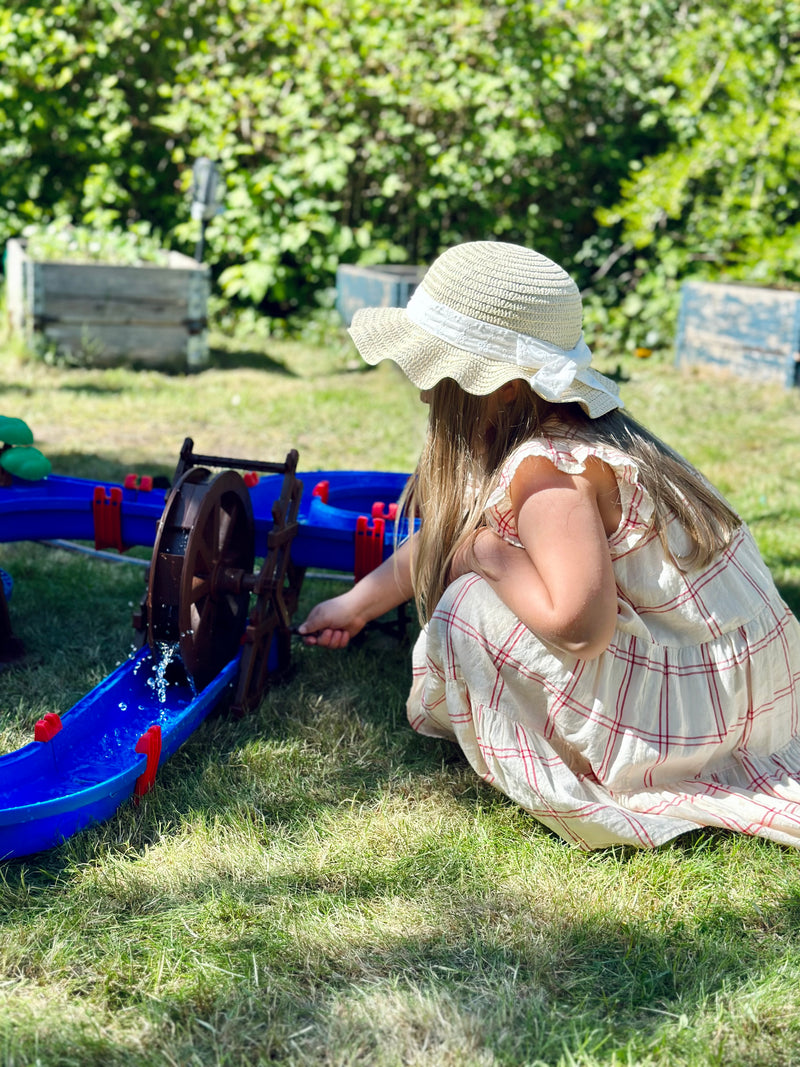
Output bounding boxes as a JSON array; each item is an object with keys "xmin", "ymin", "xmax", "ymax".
[{"xmin": 406, "ymin": 286, "xmax": 596, "ymax": 402}]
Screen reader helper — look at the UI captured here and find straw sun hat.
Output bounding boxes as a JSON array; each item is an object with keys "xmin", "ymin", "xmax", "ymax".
[{"xmin": 348, "ymin": 241, "xmax": 622, "ymax": 418}]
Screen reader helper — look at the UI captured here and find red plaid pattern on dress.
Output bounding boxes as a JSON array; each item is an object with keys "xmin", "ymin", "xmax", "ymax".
[{"xmin": 406, "ymin": 434, "xmax": 800, "ymax": 850}]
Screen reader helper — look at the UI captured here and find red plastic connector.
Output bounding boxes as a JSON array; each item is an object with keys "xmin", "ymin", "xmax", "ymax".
[
  {"xmin": 134, "ymin": 724, "xmax": 162, "ymax": 799},
  {"xmin": 371, "ymin": 501, "xmax": 398, "ymax": 522},
  {"xmin": 354, "ymin": 514, "xmax": 386, "ymax": 582},
  {"xmin": 92, "ymin": 485, "xmax": 126, "ymax": 552},
  {"xmin": 243, "ymin": 471, "xmax": 260, "ymax": 488},
  {"xmin": 123, "ymin": 473, "xmax": 154, "ymax": 492},
  {"xmin": 34, "ymin": 712, "xmax": 63, "ymax": 742},
  {"xmin": 312, "ymin": 480, "xmax": 330, "ymax": 504}
]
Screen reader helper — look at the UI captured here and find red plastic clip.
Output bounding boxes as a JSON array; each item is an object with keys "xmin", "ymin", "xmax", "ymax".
[
  {"xmin": 243, "ymin": 471, "xmax": 260, "ymax": 488},
  {"xmin": 34, "ymin": 712, "xmax": 63, "ymax": 742},
  {"xmin": 92, "ymin": 485, "xmax": 126, "ymax": 552},
  {"xmin": 123, "ymin": 473, "xmax": 154, "ymax": 492},
  {"xmin": 371, "ymin": 501, "xmax": 398, "ymax": 522},
  {"xmin": 134, "ymin": 724, "xmax": 162, "ymax": 799},
  {"xmin": 312, "ymin": 480, "xmax": 330, "ymax": 504},
  {"xmin": 354, "ymin": 514, "xmax": 386, "ymax": 582}
]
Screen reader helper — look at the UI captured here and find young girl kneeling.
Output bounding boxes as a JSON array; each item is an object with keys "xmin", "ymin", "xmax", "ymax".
[{"xmin": 299, "ymin": 241, "xmax": 800, "ymax": 850}]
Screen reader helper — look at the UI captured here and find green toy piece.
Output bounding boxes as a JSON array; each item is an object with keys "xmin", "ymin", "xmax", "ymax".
[
  {"xmin": 0, "ymin": 446, "xmax": 51, "ymax": 481},
  {"xmin": 0, "ymin": 416, "xmax": 51, "ymax": 483},
  {"xmin": 0, "ymin": 416, "xmax": 34, "ymax": 446}
]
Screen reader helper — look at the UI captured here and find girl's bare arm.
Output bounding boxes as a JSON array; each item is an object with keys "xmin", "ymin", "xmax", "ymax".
[
  {"xmin": 452, "ymin": 456, "xmax": 618, "ymax": 659},
  {"xmin": 298, "ymin": 536, "xmax": 414, "ymax": 648}
]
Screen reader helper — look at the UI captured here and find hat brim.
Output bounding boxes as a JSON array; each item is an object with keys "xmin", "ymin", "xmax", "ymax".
[{"xmin": 349, "ymin": 305, "xmax": 622, "ymax": 419}]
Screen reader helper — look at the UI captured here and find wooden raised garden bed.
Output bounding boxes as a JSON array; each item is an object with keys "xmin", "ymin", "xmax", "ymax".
[
  {"xmin": 335, "ymin": 264, "xmax": 426, "ymax": 326},
  {"xmin": 676, "ymin": 280, "xmax": 800, "ymax": 388},
  {"xmin": 4, "ymin": 238, "xmax": 210, "ymax": 370}
]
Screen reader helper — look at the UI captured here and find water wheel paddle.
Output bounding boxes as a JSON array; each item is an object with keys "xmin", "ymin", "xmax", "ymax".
[
  {"xmin": 137, "ymin": 439, "xmax": 304, "ymax": 711},
  {"xmin": 147, "ymin": 467, "xmax": 255, "ymax": 691}
]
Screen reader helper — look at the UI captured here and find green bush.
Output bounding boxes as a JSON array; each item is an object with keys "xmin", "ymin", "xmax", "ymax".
[
  {"xmin": 0, "ymin": 0, "xmax": 797, "ymax": 347},
  {"xmin": 588, "ymin": 0, "xmax": 800, "ymax": 351},
  {"xmin": 21, "ymin": 215, "xmax": 168, "ymax": 266}
]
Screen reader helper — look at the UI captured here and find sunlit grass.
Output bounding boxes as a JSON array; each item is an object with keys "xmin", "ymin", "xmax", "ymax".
[
  {"xmin": 5, "ymin": 331, "xmax": 427, "ymax": 482},
  {"xmin": 1, "ymin": 335, "xmax": 800, "ymax": 1065}
]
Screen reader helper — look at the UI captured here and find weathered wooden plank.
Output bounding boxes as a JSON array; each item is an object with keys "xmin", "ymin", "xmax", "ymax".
[
  {"xmin": 336, "ymin": 264, "xmax": 426, "ymax": 326},
  {"xmin": 34, "ymin": 261, "xmax": 206, "ymax": 303},
  {"xmin": 32, "ymin": 294, "xmax": 204, "ymax": 326},
  {"xmin": 676, "ymin": 281, "xmax": 800, "ymax": 388},
  {"xmin": 42, "ymin": 322, "xmax": 204, "ymax": 367},
  {"xmin": 4, "ymin": 238, "xmax": 27, "ymax": 333}
]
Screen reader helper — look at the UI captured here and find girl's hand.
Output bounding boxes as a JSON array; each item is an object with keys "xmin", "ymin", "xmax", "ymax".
[
  {"xmin": 449, "ymin": 527, "xmax": 519, "ymax": 584},
  {"xmin": 298, "ymin": 539, "xmax": 415, "ymax": 650},
  {"xmin": 297, "ymin": 592, "xmax": 368, "ymax": 649}
]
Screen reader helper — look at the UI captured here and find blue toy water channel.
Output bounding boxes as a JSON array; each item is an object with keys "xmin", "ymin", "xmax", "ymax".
[{"xmin": 0, "ymin": 466, "xmax": 409, "ymax": 861}]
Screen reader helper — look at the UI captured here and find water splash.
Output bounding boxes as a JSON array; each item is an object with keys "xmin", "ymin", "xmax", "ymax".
[{"xmin": 147, "ymin": 642, "xmax": 180, "ymax": 704}]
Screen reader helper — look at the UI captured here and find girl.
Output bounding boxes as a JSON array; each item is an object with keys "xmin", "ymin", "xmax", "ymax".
[{"xmin": 299, "ymin": 241, "xmax": 800, "ymax": 850}]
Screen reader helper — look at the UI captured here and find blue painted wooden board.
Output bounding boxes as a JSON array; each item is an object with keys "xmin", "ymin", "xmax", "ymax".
[
  {"xmin": 676, "ymin": 281, "xmax": 800, "ymax": 388},
  {"xmin": 336, "ymin": 264, "xmax": 426, "ymax": 326}
]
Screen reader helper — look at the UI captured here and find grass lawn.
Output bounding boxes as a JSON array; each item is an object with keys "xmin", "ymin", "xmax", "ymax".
[{"xmin": 1, "ymin": 328, "xmax": 800, "ymax": 1067}]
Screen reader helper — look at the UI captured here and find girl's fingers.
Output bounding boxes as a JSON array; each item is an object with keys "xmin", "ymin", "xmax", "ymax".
[{"xmin": 294, "ymin": 625, "xmax": 350, "ymax": 649}]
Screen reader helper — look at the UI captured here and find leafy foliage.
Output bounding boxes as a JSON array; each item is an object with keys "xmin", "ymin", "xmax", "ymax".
[
  {"xmin": 588, "ymin": 0, "xmax": 800, "ymax": 349},
  {"xmin": 22, "ymin": 215, "xmax": 169, "ymax": 265},
  {"xmin": 0, "ymin": 0, "xmax": 797, "ymax": 344}
]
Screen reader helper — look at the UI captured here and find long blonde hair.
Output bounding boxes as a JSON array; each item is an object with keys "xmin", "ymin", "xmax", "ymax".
[{"xmin": 401, "ymin": 379, "xmax": 741, "ymax": 623}]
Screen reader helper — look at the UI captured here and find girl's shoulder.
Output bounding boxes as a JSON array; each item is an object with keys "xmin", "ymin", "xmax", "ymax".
[
  {"xmin": 485, "ymin": 427, "xmax": 655, "ymax": 548},
  {"xmin": 492, "ymin": 425, "xmax": 644, "ymax": 491}
]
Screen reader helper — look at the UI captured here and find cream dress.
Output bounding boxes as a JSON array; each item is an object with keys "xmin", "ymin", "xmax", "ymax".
[{"xmin": 407, "ymin": 432, "xmax": 800, "ymax": 849}]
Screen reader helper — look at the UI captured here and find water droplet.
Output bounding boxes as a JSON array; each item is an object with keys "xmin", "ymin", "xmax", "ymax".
[{"xmin": 146, "ymin": 642, "xmax": 180, "ymax": 704}]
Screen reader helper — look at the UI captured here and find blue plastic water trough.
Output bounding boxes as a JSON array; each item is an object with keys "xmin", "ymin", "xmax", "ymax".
[
  {"xmin": 0, "ymin": 467, "xmax": 410, "ymax": 567},
  {"xmin": 0, "ymin": 457, "xmax": 410, "ymax": 860},
  {"xmin": 0, "ymin": 651, "xmax": 240, "ymax": 859}
]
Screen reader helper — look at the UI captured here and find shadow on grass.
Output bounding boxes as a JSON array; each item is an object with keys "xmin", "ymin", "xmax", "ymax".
[
  {"xmin": 0, "ymin": 382, "xmax": 36, "ymax": 397},
  {"xmin": 207, "ymin": 345, "xmax": 299, "ymax": 376},
  {"xmin": 44, "ymin": 450, "xmax": 174, "ymax": 484},
  {"xmin": 57, "ymin": 381, "xmax": 126, "ymax": 395},
  {"xmin": 777, "ymin": 582, "xmax": 800, "ymax": 617},
  {"xmin": 3, "ymin": 592, "xmax": 800, "ymax": 1064},
  {"xmin": 199, "ymin": 886, "xmax": 800, "ymax": 1064},
  {"xmin": 6, "ymin": 828, "xmax": 800, "ymax": 1065},
  {"xmin": 748, "ymin": 509, "xmax": 800, "ymax": 525},
  {"xmin": 4, "ymin": 741, "xmax": 800, "ymax": 1063}
]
